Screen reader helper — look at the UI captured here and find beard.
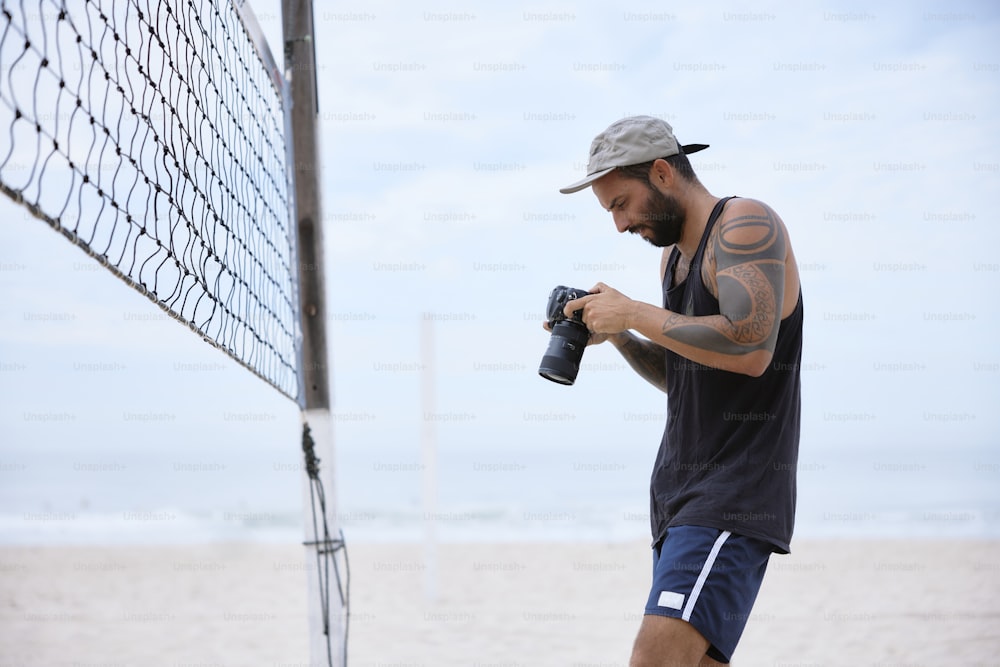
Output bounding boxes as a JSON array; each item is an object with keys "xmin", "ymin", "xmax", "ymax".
[{"xmin": 630, "ymin": 187, "xmax": 686, "ymax": 247}]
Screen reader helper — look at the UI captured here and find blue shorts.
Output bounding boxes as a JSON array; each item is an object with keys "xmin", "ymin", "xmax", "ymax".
[{"xmin": 644, "ymin": 525, "xmax": 771, "ymax": 663}]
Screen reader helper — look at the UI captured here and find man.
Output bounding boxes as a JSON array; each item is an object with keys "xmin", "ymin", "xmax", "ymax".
[{"xmin": 556, "ymin": 116, "xmax": 803, "ymax": 666}]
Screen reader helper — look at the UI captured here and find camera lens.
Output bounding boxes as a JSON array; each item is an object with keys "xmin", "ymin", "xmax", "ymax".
[{"xmin": 538, "ymin": 319, "xmax": 590, "ymax": 385}]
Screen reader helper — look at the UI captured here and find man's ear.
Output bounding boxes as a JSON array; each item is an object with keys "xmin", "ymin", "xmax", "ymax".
[{"xmin": 649, "ymin": 158, "xmax": 674, "ymax": 190}]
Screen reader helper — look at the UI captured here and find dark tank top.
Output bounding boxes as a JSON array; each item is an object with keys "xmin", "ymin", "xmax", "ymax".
[{"xmin": 651, "ymin": 196, "xmax": 803, "ymax": 554}]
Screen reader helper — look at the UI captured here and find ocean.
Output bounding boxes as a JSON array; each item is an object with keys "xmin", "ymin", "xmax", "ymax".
[{"xmin": 2, "ymin": 433, "xmax": 998, "ymax": 546}]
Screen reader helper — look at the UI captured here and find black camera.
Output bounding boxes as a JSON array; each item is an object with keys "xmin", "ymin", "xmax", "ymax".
[{"xmin": 538, "ymin": 285, "xmax": 591, "ymax": 385}]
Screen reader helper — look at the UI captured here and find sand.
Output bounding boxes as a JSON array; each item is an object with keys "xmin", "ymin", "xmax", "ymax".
[{"xmin": 2, "ymin": 539, "xmax": 999, "ymax": 666}]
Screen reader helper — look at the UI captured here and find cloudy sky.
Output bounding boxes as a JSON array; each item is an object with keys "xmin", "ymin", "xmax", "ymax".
[{"xmin": 1, "ymin": 0, "xmax": 998, "ymax": 542}]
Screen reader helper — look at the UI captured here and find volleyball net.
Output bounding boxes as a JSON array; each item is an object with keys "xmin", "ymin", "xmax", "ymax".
[
  {"xmin": 0, "ymin": 0, "xmax": 300, "ymax": 402},
  {"xmin": 1, "ymin": 2, "xmax": 347, "ymax": 663}
]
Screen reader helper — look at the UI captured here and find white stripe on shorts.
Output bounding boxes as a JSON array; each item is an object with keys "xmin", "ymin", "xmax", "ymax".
[{"xmin": 681, "ymin": 530, "xmax": 732, "ymax": 622}]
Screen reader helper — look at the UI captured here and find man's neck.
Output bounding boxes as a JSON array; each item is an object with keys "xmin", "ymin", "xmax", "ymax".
[{"xmin": 676, "ymin": 189, "xmax": 720, "ymax": 259}]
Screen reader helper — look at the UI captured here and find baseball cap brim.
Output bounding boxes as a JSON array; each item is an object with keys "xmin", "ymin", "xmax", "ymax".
[
  {"xmin": 558, "ymin": 166, "xmax": 616, "ymax": 195},
  {"xmin": 558, "ymin": 143, "xmax": 710, "ymax": 194}
]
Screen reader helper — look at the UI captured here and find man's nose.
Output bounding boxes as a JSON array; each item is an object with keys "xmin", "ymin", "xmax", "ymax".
[{"xmin": 612, "ymin": 211, "xmax": 630, "ymax": 233}]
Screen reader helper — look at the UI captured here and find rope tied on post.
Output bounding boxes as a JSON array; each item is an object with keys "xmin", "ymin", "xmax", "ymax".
[{"xmin": 301, "ymin": 421, "xmax": 350, "ymax": 666}]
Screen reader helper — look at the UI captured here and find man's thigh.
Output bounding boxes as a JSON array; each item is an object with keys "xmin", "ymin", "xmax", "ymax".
[{"xmin": 630, "ymin": 614, "xmax": 720, "ymax": 667}]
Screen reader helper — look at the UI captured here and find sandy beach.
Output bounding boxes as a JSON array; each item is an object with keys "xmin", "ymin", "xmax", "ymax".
[{"xmin": 2, "ymin": 538, "xmax": 998, "ymax": 666}]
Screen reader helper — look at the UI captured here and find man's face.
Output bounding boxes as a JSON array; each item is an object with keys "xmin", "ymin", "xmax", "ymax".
[{"xmin": 592, "ymin": 170, "xmax": 687, "ymax": 248}]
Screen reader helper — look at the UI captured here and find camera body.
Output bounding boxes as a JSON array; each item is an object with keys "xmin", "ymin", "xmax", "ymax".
[{"xmin": 538, "ymin": 285, "xmax": 591, "ymax": 385}]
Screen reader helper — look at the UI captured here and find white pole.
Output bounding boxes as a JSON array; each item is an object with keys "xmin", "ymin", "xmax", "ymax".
[
  {"xmin": 281, "ymin": 1, "xmax": 343, "ymax": 663},
  {"xmin": 421, "ymin": 314, "xmax": 438, "ymax": 604}
]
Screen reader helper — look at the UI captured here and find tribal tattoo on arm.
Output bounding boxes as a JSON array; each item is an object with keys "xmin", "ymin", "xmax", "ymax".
[{"xmin": 660, "ymin": 202, "xmax": 786, "ymax": 360}]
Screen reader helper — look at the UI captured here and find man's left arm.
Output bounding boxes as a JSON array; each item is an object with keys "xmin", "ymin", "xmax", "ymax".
[{"xmin": 570, "ymin": 200, "xmax": 786, "ymax": 377}]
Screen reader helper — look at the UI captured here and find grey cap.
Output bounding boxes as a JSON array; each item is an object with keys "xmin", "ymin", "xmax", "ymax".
[{"xmin": 559, "ymin": 115, "xmax": 708, "ymax": 194}]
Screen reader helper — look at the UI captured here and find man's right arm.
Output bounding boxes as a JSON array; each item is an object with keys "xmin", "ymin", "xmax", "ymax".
[
  {"xmin": 595, "ymin": 247, "xmax": 671, "ymax": 393},
  {"xmin": 609, "ymin": 331, "xmax": 668, "ymax": 393},
  {"xmin": 606, "ymin": 246, "xmax": 672, "ymax": 393}
]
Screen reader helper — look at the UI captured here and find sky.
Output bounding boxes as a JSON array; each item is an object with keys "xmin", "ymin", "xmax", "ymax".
[{"xmin": 1, "ymin": 0, "xmax": 998, "ymax": 544}]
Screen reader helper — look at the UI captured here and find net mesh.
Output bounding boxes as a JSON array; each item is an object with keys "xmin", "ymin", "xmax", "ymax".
[{"xmin": 0, "ymin": 0, "xmax": 299, "ymax": 401}]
